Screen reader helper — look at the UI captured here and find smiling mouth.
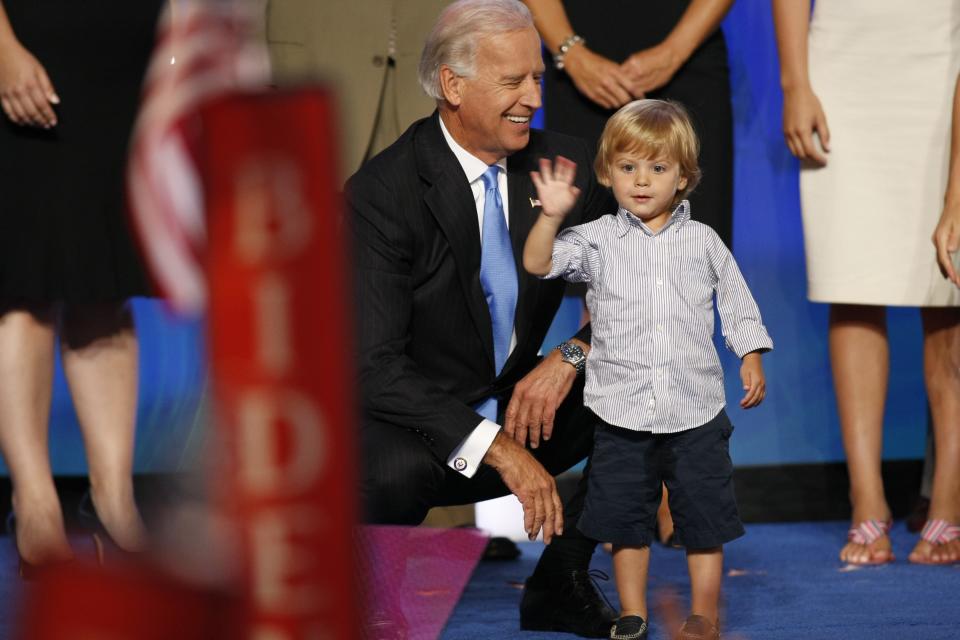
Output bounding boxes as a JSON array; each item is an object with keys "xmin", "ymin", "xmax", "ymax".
[{"xmin": 504, "ymin": 114, "xmax": 531, "ymax": 124}]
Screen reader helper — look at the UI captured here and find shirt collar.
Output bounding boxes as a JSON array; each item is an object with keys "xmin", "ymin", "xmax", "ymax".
[
  {"xmin": 438, "ymin": 115, "xmax": 507, "ymax": 183},
  {"xmin": 615, "ymin": 200, "xmax": 691, "ymax": 238}
]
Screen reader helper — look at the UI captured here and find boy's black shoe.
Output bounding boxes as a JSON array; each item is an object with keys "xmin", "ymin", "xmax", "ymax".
[
  {"xmin": 519, "ymin": 569, "xmax": 616, "ymax": 638},
  {"xmin": 610, "ymin": 615, "xmax": 649, "ymax": 640}
]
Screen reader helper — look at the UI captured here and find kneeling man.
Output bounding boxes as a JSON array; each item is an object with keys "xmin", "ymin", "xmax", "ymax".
[{"xmin": 348, "ymin": 0, "xmax": 617, "ymax": 635}]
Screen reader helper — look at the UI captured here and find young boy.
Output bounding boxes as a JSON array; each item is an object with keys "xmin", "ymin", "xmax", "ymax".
[{"xmin": 523, "ymin": 100, "xmax": 773, "ymax": 640}]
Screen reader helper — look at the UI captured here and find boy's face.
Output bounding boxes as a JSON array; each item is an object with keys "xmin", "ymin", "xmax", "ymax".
[{"xmin": 609, "ymin": 152, "xmax": 687, "ymax": 230}]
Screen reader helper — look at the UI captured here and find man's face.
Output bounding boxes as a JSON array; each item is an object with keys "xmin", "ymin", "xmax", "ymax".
[{"xmin": 444, "ymin": 27, "xmax": 544, "ymax": 164}]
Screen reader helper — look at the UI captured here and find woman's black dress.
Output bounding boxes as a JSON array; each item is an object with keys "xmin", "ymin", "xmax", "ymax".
[
  {"xmin": 545, "ymin": 1, "xmax": 734, "ymax": 246},
  {"xmin": 0, "ymin": 0, "xmax": 164, "ymax": 303}
]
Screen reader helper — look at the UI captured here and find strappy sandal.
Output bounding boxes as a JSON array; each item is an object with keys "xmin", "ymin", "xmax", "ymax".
[
  {"xmin": 844, "ymin": 519, "xmax": 894, "ymax": 564},
  {"xmin": 909, "ymin": 519, "xmax": 960, "ymax": 565}
]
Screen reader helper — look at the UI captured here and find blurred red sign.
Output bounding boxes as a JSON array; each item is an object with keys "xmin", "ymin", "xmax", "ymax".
[{"xmin": 203, "ymin": 88, "xmax": 356, "ymax": 638}]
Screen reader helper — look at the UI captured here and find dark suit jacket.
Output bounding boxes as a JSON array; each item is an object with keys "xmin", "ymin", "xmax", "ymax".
[{"xmin": 347, "ymin": 112, "xmax": 615, "ymax": 462}]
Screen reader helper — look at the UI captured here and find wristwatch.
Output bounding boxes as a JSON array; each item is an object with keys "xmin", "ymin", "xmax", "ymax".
[{"xmin": 556, "ymin": 341, "xmax": 586, "ymax": 375}]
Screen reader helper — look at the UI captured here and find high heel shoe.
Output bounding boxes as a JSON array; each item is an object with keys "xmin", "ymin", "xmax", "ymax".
[
  {"xmin": 77, "ymin": 490, "xmax": 145, "ymax": 564},
  {"xmin": 78, "ymin": 490, "xmax": 113, "ymax": 565},
  {"xmin": 8, "ymin": 511, "xmax": 38, "ymax": 579},
  {"xmin": 6, "ymin": 511, "xmax": 75, "ymax": 580}
]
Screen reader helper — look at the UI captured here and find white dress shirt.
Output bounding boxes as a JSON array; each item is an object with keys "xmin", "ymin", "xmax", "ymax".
[
  {"xmin": 438, "ymin": 116, "xmax": 516, "ymax": 477},
  {"xmin": 547, "ymin": 201, "xmax": 773, "ymax": 432}
]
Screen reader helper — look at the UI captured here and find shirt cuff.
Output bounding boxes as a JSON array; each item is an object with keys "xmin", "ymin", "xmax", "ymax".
[
  {"xmin": 725, "ymin": 328, "xmax": 774, "ymax": 359},
  {"xmin": 447, "ymin": 419, "xmax": 501, "ymax": 478}
]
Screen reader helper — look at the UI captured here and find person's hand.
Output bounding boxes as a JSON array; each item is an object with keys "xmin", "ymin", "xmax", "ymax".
[
  {"xmin": 531, "ymin": 156, "xmax": 580, "ymax": 220},
  {"xmin": 562, "ymin": 45, "xmax": 634, "ymax": 109},
  {"xmin": 620, "ymin": 44, "xmax": 682, "ymax": 97},
  {"xmin": 0, "ymin": 39, "xmax": 58, "ymax": 128},
  {"xmin": 503, "ymin": 345, "xmax": 579, "ymax": 449},
  {"xmin": 739, "ymin": 352, "xmax": 766, "ymax": 409},
  {"xmin": 933, "ymin": 199, "xmax": 960, "ymax": 288},
  {"xmin": 483, "ymin": 432, "xmax": 564, "ymax": 542},
  {"xmin": 781, "ymin": 85, "xmax": 830, "ymax": 165}
]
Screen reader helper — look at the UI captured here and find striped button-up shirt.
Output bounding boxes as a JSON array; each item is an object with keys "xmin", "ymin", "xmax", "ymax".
[{"xmin": 546, "ymin": 201, "xmax": 773, "ymax": 433}]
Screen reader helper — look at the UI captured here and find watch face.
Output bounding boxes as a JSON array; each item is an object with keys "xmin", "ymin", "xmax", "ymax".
[{"xmin": 560, "ymin": 342, "xmax": 585, "ymax": 365}]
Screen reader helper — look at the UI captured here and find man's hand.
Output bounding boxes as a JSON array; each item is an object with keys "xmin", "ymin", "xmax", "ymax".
[
  {"xmin": 530, "ymin": 156, "xmax": 580, "ymax": 220},
  {"xmin": 739, "ymin": 352, "xmax": 766, "ymax": 409},
  {"xmin": 933, "ymin": 199, "xmax": 960, "ymax": 288},
  {"xmin": 504, "ymin": 342, "xmax": 581, "ymax": 448},
  {"xmin": 483, "ymin": 432, "xmax": 564, "ymax": 542}
]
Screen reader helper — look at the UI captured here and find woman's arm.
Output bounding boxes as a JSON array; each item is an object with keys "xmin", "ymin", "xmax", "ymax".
[
  {"xmin": 520, "ymin": 0, "xmax": 634, "ymax": 109},
  {"xmin": 0, "ymin": 1, "xmax": 59, "ymax": 128},
  {"xmin": 934, "ymin": 73, "xmax": 960, "ymax": 287},
  {"xmin": 771, "ymin": 0, "xmax": 829, "ymax": 165},
  {"xmin": 620, "ymin": 0, "xmax": 734, "ymax": 97}
]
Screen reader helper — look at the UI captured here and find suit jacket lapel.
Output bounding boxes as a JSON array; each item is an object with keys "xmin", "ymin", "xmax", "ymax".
[{"xmin": 417, "ymin": 115, "xmax": 496, "ymax": 372}]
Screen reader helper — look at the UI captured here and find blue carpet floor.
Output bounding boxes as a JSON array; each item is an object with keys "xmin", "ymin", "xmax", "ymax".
[{"xmin": 443, "ymin": 521, "xmax": 960, "ymax": 639}]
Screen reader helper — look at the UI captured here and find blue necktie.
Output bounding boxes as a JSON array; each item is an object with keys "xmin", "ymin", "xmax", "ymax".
[{"xmin": 476, "ymin": 165, "xmax": 518, "ymax": 422}]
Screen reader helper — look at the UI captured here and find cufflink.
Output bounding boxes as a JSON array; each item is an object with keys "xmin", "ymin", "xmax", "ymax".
[
  {"xmin": 454, "ymin": 457, "xmax": 468, "ymax": 471},
  {"xmin": 529, "ymin": 197, "xmax": 541, "ymax": 208}
]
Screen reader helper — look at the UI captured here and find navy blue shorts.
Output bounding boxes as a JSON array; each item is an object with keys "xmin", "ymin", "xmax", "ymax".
[{"xmin": 578, "ymin": 409, "xmax": 744, "ymax": 550}]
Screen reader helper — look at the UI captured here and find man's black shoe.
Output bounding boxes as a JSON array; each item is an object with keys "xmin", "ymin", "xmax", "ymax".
[
  {"xmin": 519, "ymin": 569, "xmax": 617, "ymax": 638},
  {"xmin": 482, "ymin": 536, "xmax": 521, "ymax": 561}
]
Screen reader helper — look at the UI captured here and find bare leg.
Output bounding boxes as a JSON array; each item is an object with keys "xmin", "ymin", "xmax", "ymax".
[
  {"xmin": 0, "ymin": 306, "xmax": 73, "ymax": 564},
  {"xmin": 60, "ymin": 302, "xmax": 147, "ymax": 551},
  {"xmin": 687, "ymin": 547, "xmax": 722, "ymax": 626},
  {"xmin": 831, "ymin": 304, "xmax": 893, "ymax": 564},
  {"xmin": 910, "ymin": 308, "xmax": 960, "ymax": 564},
  {"xmin": 612, "ymin": 544, "xmax": 650, "ymax": 620}
]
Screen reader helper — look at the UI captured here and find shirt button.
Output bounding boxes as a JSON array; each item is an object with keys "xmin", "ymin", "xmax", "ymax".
[
  {"xmin": 648, "ymin": 398, "xmax": 655, "ymax": 407},
  {"xmin": 656, "ymin": 278, "xmax": 663, "ymax": 286},
  {"xmin": 656, "ymin": 324, "xmax": 663, "ymax": 332},
  {"xmin": 657, "ymin": 371, "xmax": 664, "ymax": 380}
]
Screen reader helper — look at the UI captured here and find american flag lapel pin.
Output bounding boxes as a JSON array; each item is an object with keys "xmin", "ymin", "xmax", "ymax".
[{"xmin": 529, "ymin": 196, "xmax": 542, "ymax": 208}]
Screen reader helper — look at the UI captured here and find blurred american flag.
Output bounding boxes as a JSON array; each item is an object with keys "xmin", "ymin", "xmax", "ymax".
[{"xmin": 127, "ymin": 0, "xmax": 270, "ymax": 314}]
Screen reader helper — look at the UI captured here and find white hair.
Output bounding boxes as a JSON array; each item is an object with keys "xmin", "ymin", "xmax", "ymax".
[{"xmin": 418, "ymin": 0, "xmax": 535, "ymax": 101}]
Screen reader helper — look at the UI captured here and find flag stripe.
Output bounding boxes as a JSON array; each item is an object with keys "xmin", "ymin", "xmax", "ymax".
[{"xmin": 127, "ymin": 0, "xmax": 269, "ymax": 313}]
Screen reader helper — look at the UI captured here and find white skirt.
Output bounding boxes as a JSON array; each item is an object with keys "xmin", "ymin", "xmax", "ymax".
[{"xmin": 800, "ymin": 0, "xmax": 960, "ymax": 306}]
